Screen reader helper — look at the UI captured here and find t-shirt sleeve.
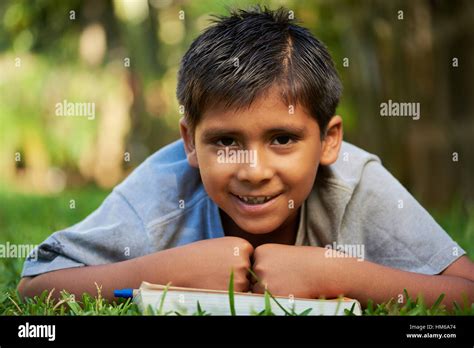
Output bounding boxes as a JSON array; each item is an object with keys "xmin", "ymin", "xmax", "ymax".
[
  {"xmin": 21, "ymin": 189, "xmax": 148, "ymax": 277},
  {"xmin": 345, "ymin": 160, "xmax": 466, "ymax": 275}
]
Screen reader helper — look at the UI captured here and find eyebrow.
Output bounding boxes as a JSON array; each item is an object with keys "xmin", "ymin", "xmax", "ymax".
[{"xmin": 200, "ymin": 125, "xmax": 307, "ymax": 142}]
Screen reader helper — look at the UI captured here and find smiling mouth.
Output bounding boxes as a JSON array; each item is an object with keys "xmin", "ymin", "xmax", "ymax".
[{"xmin": 232, "ymin": 193, "xmax": 280, "ymax": 205}]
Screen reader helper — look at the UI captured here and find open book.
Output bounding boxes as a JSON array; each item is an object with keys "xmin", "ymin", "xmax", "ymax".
[{"xmin": 131, "ymin": 281, "xmax": 362, "ymax": 315}]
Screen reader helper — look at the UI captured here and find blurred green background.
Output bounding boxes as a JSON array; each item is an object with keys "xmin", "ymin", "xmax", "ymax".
[{"xmin": 0, "ymin": 0, "xmax": 473, "ymax": 292}]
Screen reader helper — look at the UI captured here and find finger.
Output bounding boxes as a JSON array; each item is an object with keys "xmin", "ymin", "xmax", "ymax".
[
  {"xmin": 250, "ymin": 252, "xmax": 255, "ymax": 266},
  {"xmin": 239, "ymin": 279, "xmax": 251, "ymax": 293},
  {"xmin": 247, "ymin": 269, "xmax": 257, "ymax": 285},
  {"xmin": 246, "ymin": 271, "xmax": 253, "ymax": 283},
  {"xmin": 251, "ymin": 282, "xmax": 265, "ymax": 294}
]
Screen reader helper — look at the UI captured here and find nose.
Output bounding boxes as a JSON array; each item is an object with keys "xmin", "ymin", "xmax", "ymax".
[{"xmin": 235, "ymin": 149, "xmax": 274, "ymax": 184}]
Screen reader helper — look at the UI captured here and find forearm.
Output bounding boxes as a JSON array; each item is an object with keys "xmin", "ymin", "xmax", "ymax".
[
  {"xmin": 333, "ymin": 258, "xmax": 474, "ymax": 310},
  {"xmin": 18, "ymin": 247, "xmax": 182, "ymax": 302}
]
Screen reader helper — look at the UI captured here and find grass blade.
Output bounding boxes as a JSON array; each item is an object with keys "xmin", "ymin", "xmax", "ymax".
[
  {"xmin": 298, "ymin": 308, "xmax": 313, "ymax": 316},
  {"xmin": 263, "ymin": 290, "xmax": 273, "ymax": 315},
  {"xmin": 247, "ymin": 268, "xmax": 292, "ymax": 315},
  {"xmin": 157, "ymin": 282, "xmax": 171, "ymax": 315},
  {"xmin": 228, "ymin": 269, "xmax": 236, "ymax": 316}
]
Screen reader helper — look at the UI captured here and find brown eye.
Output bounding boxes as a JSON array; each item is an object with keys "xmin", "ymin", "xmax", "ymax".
[
  {"xmin": 216, "ymin": 137, "xmax": 236, "ymax": 146},
  {"xmin": 272, "ymin": 135, "xmax": 292, "ymax": 145}
]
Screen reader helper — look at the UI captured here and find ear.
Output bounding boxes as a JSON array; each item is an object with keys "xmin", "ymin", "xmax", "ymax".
[
  {"xmin": 179, "ymin": 117, "xmax": 199, "ymax": 168},
  {"xmin": 320, "ymin": 115, "xmax": 343, "ymax": 166}
]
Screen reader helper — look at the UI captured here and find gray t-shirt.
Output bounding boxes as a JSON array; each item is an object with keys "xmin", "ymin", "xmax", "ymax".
[{"xmin": 21, "ymin": 140, "xmax": 465, "ymax": 277}]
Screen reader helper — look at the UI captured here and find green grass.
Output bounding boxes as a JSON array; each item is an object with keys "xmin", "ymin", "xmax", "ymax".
[
  {"xmin": 2, "ymin": 272, "xmax": 472, "ymax": 316},
  {"xmin": 0, "ymin": 187, "xmax": 473, "ymax": 315}
]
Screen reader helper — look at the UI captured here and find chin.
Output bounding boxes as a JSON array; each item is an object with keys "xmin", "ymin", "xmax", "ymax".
[{"xmin": 233, "ymin": 217, "xmax": 282, "ymax": 235}]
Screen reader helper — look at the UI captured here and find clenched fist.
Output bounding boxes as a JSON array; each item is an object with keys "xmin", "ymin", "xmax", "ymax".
[
  {"xmin": 169, "ymin": 236, "xmax": 254, "ymax": 292},
  {"xmin": 250, "ymin": 243, "xmax": 343, "ymax": 299}
]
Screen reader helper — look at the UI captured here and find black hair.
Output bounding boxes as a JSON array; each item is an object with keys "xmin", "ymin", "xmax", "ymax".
[{"xmin": 176, "ymin": 5, "xmax": 342, "ymax": 138}]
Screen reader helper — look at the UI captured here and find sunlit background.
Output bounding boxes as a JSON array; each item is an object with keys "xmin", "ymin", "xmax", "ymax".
[{"xmin": 0, "ymin": 0, "xmax": 473, "ymax": 273}]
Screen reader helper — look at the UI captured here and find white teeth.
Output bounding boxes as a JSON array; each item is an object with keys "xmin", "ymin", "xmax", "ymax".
[{"xmin": 237, "ymin": 195, "xmax": 275, "ymax": 205}]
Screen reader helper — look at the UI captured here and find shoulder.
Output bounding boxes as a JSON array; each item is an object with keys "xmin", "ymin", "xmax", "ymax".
[
  {"xmin": 113, "ymin": 139, "xmax": 208, "ymax": 228},
  {"xmin": 304, "ymin": 141, "xmax": 383, "ymax": 235},
  {"xmin": 316, "ymin": 141, "xmax": 382, "ymax": 194}
]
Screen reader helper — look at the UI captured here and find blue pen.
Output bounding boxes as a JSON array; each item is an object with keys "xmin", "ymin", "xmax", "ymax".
[{"xmin": 114, "ymin": 288, "xmax": 138, "ymax": 298}]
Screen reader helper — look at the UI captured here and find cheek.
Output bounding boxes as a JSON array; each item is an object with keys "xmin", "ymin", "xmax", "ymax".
[
  {"xmin": 285, "ymin": 164, "xmax": 318, "ymax": 199},
  {"xmin": 195, "ymin": 150, "xmax": 232, "ymax": 199},
  {"xmin": 276, "ymin": 148, "xmax": 320, "ymax": 200}
]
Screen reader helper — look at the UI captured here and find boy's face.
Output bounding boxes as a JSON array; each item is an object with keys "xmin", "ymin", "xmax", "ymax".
[{"xmin": 181, "ymin": 86, "xmax": 342, "ymax": 235}]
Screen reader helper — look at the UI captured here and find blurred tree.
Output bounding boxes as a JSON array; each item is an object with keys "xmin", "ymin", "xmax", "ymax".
[{"xmin": 0, "ymin": 0, "xmax": 472, "ymax": 211}]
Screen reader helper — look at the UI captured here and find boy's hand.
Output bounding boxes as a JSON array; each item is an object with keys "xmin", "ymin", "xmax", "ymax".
[
  {"xmin": 250, "ymin": 244, "xmax": 344, "ymax": 299},
  {"xmin": 170, "ymin": 236, "xmax": 253, "ymax": 292}
]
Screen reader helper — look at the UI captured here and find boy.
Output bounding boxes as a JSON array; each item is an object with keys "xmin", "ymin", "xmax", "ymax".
[{"xmin": 18, "ymin": 6, "xmax": 473, "ymax": 309}]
